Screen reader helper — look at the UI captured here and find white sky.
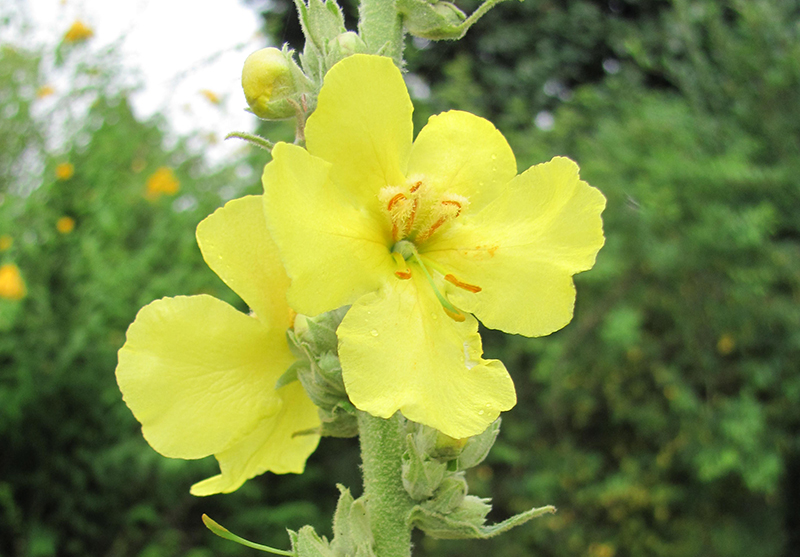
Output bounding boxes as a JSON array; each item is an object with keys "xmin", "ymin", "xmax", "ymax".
[{"xmin": 8, "ymin": 0, "xmax": 271, "ymax": 163}]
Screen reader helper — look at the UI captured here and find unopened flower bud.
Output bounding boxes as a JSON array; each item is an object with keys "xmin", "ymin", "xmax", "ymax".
[
  {"xmin": 430, "ymin": 431, "xmax": 468, "ymax": 461},
  {"xmin": 329, "ymin": 32, "xmax": 367, "ymax": 58},
  {"xmin": 398, "ymin": 0, "xmax": 468, "ymax": 41},
  {"xmin": 241, "ymin": 48, "xmax": 299, "ymax": 120}
]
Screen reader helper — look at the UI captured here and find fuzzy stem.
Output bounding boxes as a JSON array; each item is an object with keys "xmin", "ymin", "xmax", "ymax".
[
  {"xmin": 358, "ymin": 411, "xmax": 415, "ymax": 556},
  {"xmin": 358, "ymin": 0, "xmax": 405, "ymax": 66}
]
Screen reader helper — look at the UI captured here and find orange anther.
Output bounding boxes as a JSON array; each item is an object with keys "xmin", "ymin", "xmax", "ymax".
[
  {"xmin": 441, "ymin": 199, "xmax": 462, "ymax": 216},
  {"xmin": 410, "ymin": 180, "xmax": 422, "ymax": 193},
  {"xmin": 443, "ymin": 306, "xmax": 466, "ymax": 322},
  {"xmin": 444, "ymin": 274, "xmax": 482, "ymax": 293},
  {"xmin": 387, "ymin": 192, "xmax": 407, "ymax": 211},
  {"xmin": 395, "ymin": 269, "xmax": 412, "ymax": 280}
]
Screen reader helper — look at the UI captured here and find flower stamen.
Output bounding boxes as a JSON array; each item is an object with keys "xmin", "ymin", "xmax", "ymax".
[
  {"xmin": 393, "ymin": 241, "xmax": 466, "ymax": 322},
  {"xmin": 444, "ymin": 274, "xmax": 482, "ymax": 293},
  {"xmin": 414, "ymin": 198, "xmax": 465, "ymax": 243},
  {"xmin": 387, "ymin": 192, "xmax": 407, "ymax": 211}
]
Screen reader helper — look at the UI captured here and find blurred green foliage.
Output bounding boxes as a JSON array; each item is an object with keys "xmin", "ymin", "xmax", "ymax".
[{"xmin": 2, "ymin": 0, "xmax": 799, "ymax": 555}]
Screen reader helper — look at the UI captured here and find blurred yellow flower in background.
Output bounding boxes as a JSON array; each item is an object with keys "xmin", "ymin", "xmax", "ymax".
[
  {"xmin": 0, "ymin": 264, "xmax": 26, "ymax": 301},
  {"xmin": 57, "ymin": 217, "xmax": 75, "ymax": 234},
  {"xmin": 0, "ymin": 235, "xmax": 12, "ymax": 252},
  {"xmin": 145, "ymin": 167, "xmax": 180, "ymax": 200},
  {"xmin": 717, "ymin": 333, "xmax": 735, "ymax": 355},
  {"xmin": 63, "ymin": 20, "xmax": 94, "ymax": 43},
  {"xmin": 199, "ymin": 89, "xmax": 220, "ymax": 105},
  {"xmin": 55, "ymin": 162, "xmax": 74, "ymax": 181},
  {"xmin": 37, "ymin": 85, "xmax": 55, "ymax": 98}
]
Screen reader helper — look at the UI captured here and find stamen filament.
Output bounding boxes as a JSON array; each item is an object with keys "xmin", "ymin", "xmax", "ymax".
[{"xmin": 408, "ymin": 250, "xmax": 466, "ymax": 322}]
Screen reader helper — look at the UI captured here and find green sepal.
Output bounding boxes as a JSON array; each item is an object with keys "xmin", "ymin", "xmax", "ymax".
[
  {"xmin": 275, "ymin": 361, "xmax": 304, "ymax": 390},
  {"xmin": 456, "ymin": 418, "xmax": 500, "ymax": 470},
  {"xmin": 305, "ymin": 306, "xmax": 349, "ymax": 354},
  {"xmin": 296, "ymin": 352, "xmax": 348, "ymax": 413},
  {"xmin": 410, "ymin": 502, "xmax": 557, "ymax": 540},
  {"xmin": 397, "ymin": 0, "xmax": 467, "ymax": 40},
  {"xmin": 294, "ymin": 0, "xmax": 347, "ymax": 84},
  {"xmin": 318, "ymin": 402, "xmax": 359, "ymax": 438},
  {"xmin": 402, "ymin": 433, "xmax": 448, "ymax": 500},
  {"xmin": 290, "ymin": 526, "xmax": 334, "ymax": 557},
  {"xmin": 426, "ymin": 474, "xmax": 468, "ymax": 514},
  {"xmin": 330, "ymin": 485, "xmax": 377, "ymax": 557}
]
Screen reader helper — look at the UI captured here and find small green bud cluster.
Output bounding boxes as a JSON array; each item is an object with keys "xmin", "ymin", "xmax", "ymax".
[
  {"xmin": 294, "ymin": 0, "xmax": 367, "ymax": 86},
  {"xmin": 284, "ymin": 307, "xmax": 358, "ymax": 438},
  {"xmin": 397, "ymin": 419, "xmax": 557, "ymax": 539},
  {"xmin": 401, "ymin": 419, "xmax": 501, "ymax": 538}
]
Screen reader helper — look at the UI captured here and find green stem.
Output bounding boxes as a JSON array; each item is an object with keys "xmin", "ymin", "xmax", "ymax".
[
  {"xmin": 358, "ymin": 411, "xmax": 415, "ymax": 557},
  {"xmin": 457, "ymin": 0, "xmax": 511, "ymax": 36},
  {"xmin": 358, "ymin": 0, "xmax": 405, "ymax": 66}
]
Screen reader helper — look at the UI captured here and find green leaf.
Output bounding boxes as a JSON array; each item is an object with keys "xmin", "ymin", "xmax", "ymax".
[
  {"xmin": 410, "ymin": 501, "xmax": 557, "ymax": 540},
  {"xmin": 202, "ymin": 514, "xmax": 295, "ymax": 555}
]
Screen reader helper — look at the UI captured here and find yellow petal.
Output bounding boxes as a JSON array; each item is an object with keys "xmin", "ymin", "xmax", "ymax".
[
  {"xmin": 116, "ymin": 295, "xmax": 293, "ymax": 459},
  {"xmin": 337, "ymin": 271, "xmax": 516, "ymax": 439},
  {"xmin": 263, "ymin": 142, "xmax": 395, "ymax": 315},
  {"xmin": 196, "ymin": 195, "xmax": 292, "ymax": 329},
  {"xmin": 407, "ymin": 110, "xmax": 517, "ymax": 211},
  {"xmin": 190, "ymin": 381, "xmax": 321, "ymax": 495},
  {"xmin": 305, "ymin": 54, "xmax": 412, "ymax": 207},
  {"xmin": 425, "ymin": 157, "xmax": 606, "ymax": 337}
]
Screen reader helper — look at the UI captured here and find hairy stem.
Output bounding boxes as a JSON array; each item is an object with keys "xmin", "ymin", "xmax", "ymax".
[{"xmin": 358, "ymin": 411, "xmax": 415, "ymax": 556}]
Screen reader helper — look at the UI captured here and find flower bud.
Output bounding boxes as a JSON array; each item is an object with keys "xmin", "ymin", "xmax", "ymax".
[
  {"xmin": 241, "ymin": 48, "xmax": 299, "ymax": 120},
  {"xmin": 398, "ymin": 0, "xmax": 468, "ymax": 41},
  {"xmin": 328, "ymin": 32, "xmax": 367, "ymax": 58}
]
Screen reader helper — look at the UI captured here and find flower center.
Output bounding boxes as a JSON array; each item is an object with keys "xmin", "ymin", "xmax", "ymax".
[
  {"xmin": 383, "ymin": 178, "xmax": 481, "ymax": 322},
  {"xmin": 379, "ymin": 177, "xmax": 469, "ymax": 244}
]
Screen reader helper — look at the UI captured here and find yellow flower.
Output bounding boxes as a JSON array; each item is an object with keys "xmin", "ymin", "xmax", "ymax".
[
  {"xmin": 0, "ymin": 263, "xmax": 26, "ymax": 301},
  {"xmin": 116, "ymin": 196, "xmax": 320, "ymax": 495},
  {"xmin": 63, "ymin": 20, "xmax": 94, "ymax": 43},
  {"xmin": 55, "ymin": 162, "xmax": 74, "ymax": 181},
  {"xmin": 56, "ymin": 216, "xmax": 75, "ymax": 234},
  {"xmin": 717, "ymin": 333, "xmax": 735, "ymax": 355},
  {"xmin": 0, "ymin": 235, "xmax": 12, "ymax": 252},
  {"xmin": 145, "ymin": 167, "xmax": 179, "ymax": 200},
  {"xmin": 37, "ymin": 85, "xmax": 56, "ymax": 98},
  {"xmin": 262, "ymin": 55, "xmax": 606, "ymax": 438},
  {"xmin": 200, "ymin": 89, "xmax": 220, "ymax": 105}
]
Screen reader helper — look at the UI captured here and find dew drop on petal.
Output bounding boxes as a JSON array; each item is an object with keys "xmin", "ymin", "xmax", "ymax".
[
  {"xmin": 431, "ymin": 313, "xmax": 438, "ymax": 320},
  {"xmin": 370, "ymin": 329, "xmax": 379, "ymax": 337},
  {"xmin": 478, "ymin": 410, "xmax": 485, "ymax": 416}
]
